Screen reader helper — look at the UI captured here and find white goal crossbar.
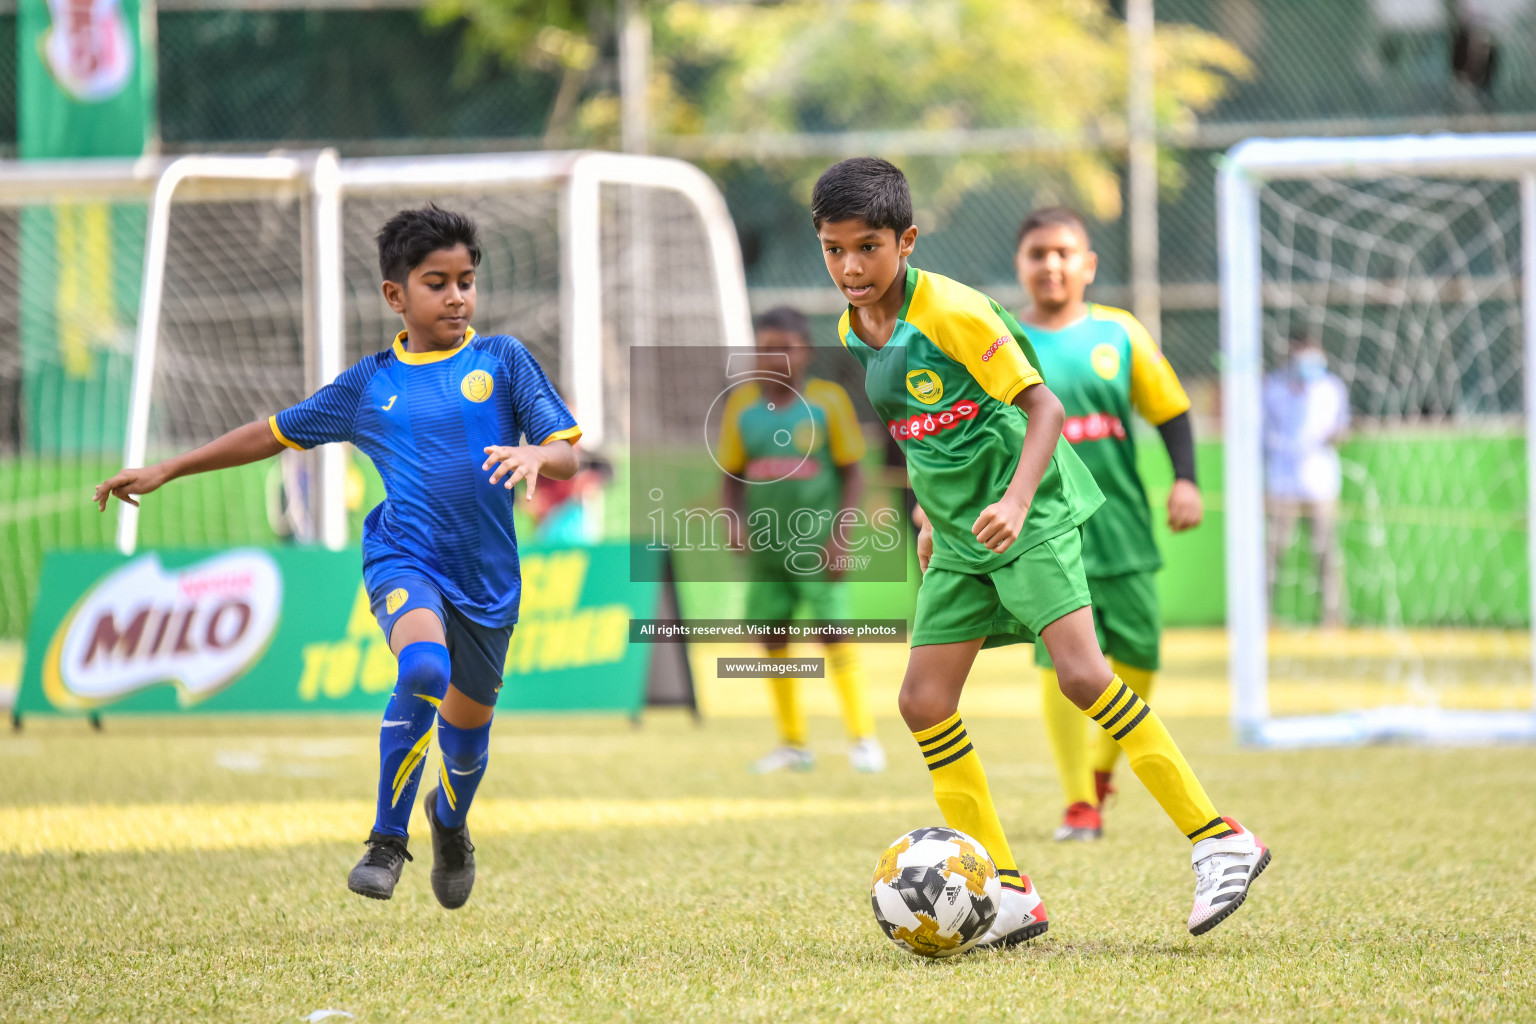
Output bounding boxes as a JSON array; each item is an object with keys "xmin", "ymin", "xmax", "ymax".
[
  {"xmin": 0, "ymin": 149, "xmax": 751, "ymax": 556},
  {"xmin": 1218, "ymin": 132, "xmax": 1536, "ymax": 746}
]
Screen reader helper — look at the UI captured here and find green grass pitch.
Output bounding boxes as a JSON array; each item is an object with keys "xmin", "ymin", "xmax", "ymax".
[{"xmin": 3, "ymin": 710, "xmax": 1535, "ymax": 1022}]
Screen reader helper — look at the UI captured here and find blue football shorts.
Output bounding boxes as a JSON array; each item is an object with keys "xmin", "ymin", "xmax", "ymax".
[{"xmin": 370, "ymin": 573, "xmax": 515, "ymax": 707}]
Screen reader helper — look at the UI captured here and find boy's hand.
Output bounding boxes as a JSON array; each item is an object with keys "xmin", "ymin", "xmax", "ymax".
[
  {"xmin": 918, "ymin": 522, "xmax": 933, "ymax": 573},
  {"xmin": 1167, "ymin": 479, "xmax": 1204, "ymax": 532},
  {"xmin": 972, "ymin": 496, "xmax": 1028, "ymax": 554},
  {"xmin": 94, "ymin": 464, "xmax": 170, "ymax": 511},
  {"xmin": 483, "ymin": 445, "xmax": 545, "ymax": 499}
]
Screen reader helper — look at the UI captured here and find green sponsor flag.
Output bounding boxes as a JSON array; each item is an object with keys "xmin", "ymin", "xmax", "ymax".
[
  {"xmin": 18, "ymin": 0, "xmax": 156, "ymax": 159},
  {"xmin": 17, "ymin": 0, "xmax": 156, "ymax": 454}
]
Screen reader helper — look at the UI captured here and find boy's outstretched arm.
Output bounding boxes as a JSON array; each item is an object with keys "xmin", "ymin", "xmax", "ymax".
[
  {"xmin": 94, "ymin": 419, "xmax": 285, "ymax": 511},
  {"xmin": 972, "ymin": 382, "xmax": 1065, "ymax": 554}
]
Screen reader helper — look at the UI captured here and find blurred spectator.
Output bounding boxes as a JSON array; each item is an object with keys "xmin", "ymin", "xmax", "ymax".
[
  {"xmin": 1264, "ymin": 332, "xmax": 1350, "ymax": 627},
  {"xmin": 528, "ymin": 453, "xmax": 613, "ymax": 546}
]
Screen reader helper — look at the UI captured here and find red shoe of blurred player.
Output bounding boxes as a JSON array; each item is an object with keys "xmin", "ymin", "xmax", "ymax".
[{"xmin": 1052, "ymin": 800, "xmax": 1102, "ymax": 842}]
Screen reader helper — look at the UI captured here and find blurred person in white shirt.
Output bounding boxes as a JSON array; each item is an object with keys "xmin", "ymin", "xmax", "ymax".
[{"xmin": 1263, "ymin": 332, "xmax": 1350, "ymax": 628}]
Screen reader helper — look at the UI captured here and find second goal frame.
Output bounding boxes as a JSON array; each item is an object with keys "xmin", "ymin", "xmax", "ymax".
[{"xmin": 1217, "ymin": 132, "xmax": 1536, "ymax": 746}]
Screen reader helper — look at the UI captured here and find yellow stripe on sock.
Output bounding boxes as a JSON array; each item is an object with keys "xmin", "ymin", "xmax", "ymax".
[
  {"xmin": 391, "ymin": 731, "xmax": 433, "ymax": 806},
  {"xmin": 416, "ymin": 694, "xmax": 442, "ymax": 709},
  {"xmin": 914, "ymin": 712, "xmax": 962, "ymax": 747},
  {"xmin": 439, "ymin": 763, "xmax": 458, "ymax": 810}
]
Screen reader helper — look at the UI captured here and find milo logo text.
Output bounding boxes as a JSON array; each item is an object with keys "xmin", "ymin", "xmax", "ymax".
[
  {"xmin": 43, "ymin": 551, "xmax": 282, "ymax": 710},
  {"xmin": 888, "ymin": 400, "xmax": 980, "ymax": 442}
]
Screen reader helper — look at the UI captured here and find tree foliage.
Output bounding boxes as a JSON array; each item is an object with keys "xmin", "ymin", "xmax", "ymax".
[{"xmin": 432, "ymin": 0, "xmax": 1250, "ymax": 220}]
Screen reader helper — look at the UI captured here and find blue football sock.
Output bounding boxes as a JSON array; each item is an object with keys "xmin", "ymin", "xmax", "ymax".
[
  {"xmin": 372, "ymin": 641, "xmax": 450, "ymax": 838},
  {"xmin": 434, "ymin": 717, "xmax": 491, "ymax": 830}
]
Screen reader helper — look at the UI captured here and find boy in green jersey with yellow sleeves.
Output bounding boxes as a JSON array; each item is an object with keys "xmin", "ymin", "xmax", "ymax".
[
  {"xmin": 1015, "ymin": 207, "xmax": 1205, "ymax": 843},
  {"xmin": 814, "ymin": 158, "xmax": 1269, "ymax": 944},
  {"xmin": 717, "ymin": 306, "xmax": 885, "ymax": 775}
]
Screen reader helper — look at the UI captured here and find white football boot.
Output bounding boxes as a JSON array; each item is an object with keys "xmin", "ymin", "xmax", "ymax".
[
  {"xmin": 749, "ymin": 745, "xmax": 815, "ymax": 774},
  {"xmin": 847, "ymin": 737, "xmax": 887, "ymax": 773},
  {"xmin": 1188, "ymin": 818, "xmax": 1271, "ymax": 935},
  {"xmin": 974, "ymin": 876, "xmax": 1049, "ymax": 949}
]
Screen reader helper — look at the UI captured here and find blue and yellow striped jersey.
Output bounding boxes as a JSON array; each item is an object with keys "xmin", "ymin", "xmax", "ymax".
[{"xmin": 270, "ymin": 328, "xmax": 580, "ymax": 627}]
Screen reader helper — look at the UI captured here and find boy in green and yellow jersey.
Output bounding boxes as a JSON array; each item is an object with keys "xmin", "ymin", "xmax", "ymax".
[
  {"xmin": 717, "ymin": 307, "xmax": 885, "ymax": 774},
  {"xmin": 814, "ymin": 158, "xmax": 1269, "ymax": 944},
  {"xmin": 1015, "ymin": 207, "xmax": 1205, "ymax": 843}
]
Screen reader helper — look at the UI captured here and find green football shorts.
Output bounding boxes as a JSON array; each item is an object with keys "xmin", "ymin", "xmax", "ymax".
[
  {"xmin": 911, "ymin": 527, "xmax": 1092, "ymax": 649},
  {"xmin": 1033, "ymin": 569, "xmax": 1161, "ymax": 672},
  {"xmin": 744, "ymin": 570, "xmax": 849, "ymax": 621}
]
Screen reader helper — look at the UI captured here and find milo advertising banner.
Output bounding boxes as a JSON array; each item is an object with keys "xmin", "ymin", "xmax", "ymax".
[{"xmin": 17, "ymin": 543, "xmax": 686, "ymax": 718}]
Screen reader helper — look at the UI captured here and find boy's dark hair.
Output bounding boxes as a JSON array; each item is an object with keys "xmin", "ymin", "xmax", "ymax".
[
  {"xmin": 811, "ymin": 158, "xmax": 914, "ymax": 234},
  {"xmin": 376, "ymin": 204, "xmax": 482, "ymax": 283},
  {"xmin": 754, "ymin": 306, "xmax": 812, "ymax": 343},
  {"xmin": 1015, "ymin": 207, "xmax": 1090, "ymax": 249}
]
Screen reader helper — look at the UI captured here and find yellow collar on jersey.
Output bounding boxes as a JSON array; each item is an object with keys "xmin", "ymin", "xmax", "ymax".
[{"xmin": 393, "ymin": 327, "xmax": 476, "ymax": 365}]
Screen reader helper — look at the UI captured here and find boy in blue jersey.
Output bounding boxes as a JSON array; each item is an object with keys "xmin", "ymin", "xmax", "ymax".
[{"xmin": 94, "ymin": 206, "xmax": 581, "ymax": 908}]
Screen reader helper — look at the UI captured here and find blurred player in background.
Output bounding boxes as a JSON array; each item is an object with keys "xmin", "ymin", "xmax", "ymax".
[
  {"xmin": 527, "ymin": 451, "xmax": 613, "ymax": 546},
  {"xmin": 95, "ymin": 206, "xmax": 581, "ymax": 909},
  {"xmin": 718, "ymin": 307, "xmax": 885, "ymax": 774},
  {"xmin": 1014, "ymin": 207, "xmax": 1204, "ymax": 842},
  {"xmin": 1264, "ymin": 330, "xmax": 1350, "ymax": 628},
  {"xmin": 818, "ymin": 158, "xmax": 1267, "ymax": 944}
]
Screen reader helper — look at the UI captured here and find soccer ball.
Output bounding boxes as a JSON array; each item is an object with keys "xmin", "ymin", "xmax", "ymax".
[{"xmin": 870, "ymin": 826, "xmax": 1000, "ymax": 958}]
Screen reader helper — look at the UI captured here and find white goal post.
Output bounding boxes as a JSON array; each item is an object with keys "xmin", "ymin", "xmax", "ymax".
[
  {"xmin": 0, "ymin": 149, "xmax": 752, "ymax": 560},
  {"xmin": 1219, "ymin": 132, "xmax": 1536, "ymax": 746}
]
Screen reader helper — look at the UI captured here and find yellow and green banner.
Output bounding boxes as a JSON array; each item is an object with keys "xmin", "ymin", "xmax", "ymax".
[
  {"xmin": 18, "ymin": 0, "xmax": 156, "ymax": 454},
  {"xmin": 17, "ymin": 543, "xmax": 684, "ymax": 717}
]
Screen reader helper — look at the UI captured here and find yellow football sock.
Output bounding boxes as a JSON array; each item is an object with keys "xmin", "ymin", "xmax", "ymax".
[
  {"xmin": 1093, "ymin": 660, "xmax": 1156, "ymax": 775},
  {"xmin": 1040, "ymin": 668, "xmax": 1096, "ymax": 807},
  {"xmin": 827, "ymin": 643, "xmax": 875, "ymax": 740},
  {"xmin": 765, "ymin": 645, "xmax": 806, "ymax": 747},
  {"xmin": 913, "ymin": 712, "xmax": 1028, "ymax": 893},
  {"xmin": 1084, "ymin": 676, "xmax": 1234, "ymax": 845}
]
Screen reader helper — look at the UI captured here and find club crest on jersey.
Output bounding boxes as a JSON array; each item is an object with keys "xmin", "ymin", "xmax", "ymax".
[
  {"xmin": 385, "ymin": 588, "xmax": 409, "ymax": 615},
  {"xmin": 1091, "ymin": 343, "xmax": 1122, "ymax": 380},
  {"xmin": 461, "ymin": 370, "xmax": 494, "ymax": 403},
  {"xmin": 906, "ymin": 369, "xmax": 944, "ymax": 405}
]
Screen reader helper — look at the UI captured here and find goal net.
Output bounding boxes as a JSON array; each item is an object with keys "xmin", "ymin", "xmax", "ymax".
[
  {"xmin": 1219, "ymin": 133, "xmax": 1536, "ymax": 746},
  {"xmin": 0, "ymin": 151, "xmax": 750, "ymax": 642}
]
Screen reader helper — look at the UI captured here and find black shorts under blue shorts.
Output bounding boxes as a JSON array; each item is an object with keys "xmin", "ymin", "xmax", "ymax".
[{"xmin": 370, "ymin": 573, "xmax": 515, "ymax": 707}]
